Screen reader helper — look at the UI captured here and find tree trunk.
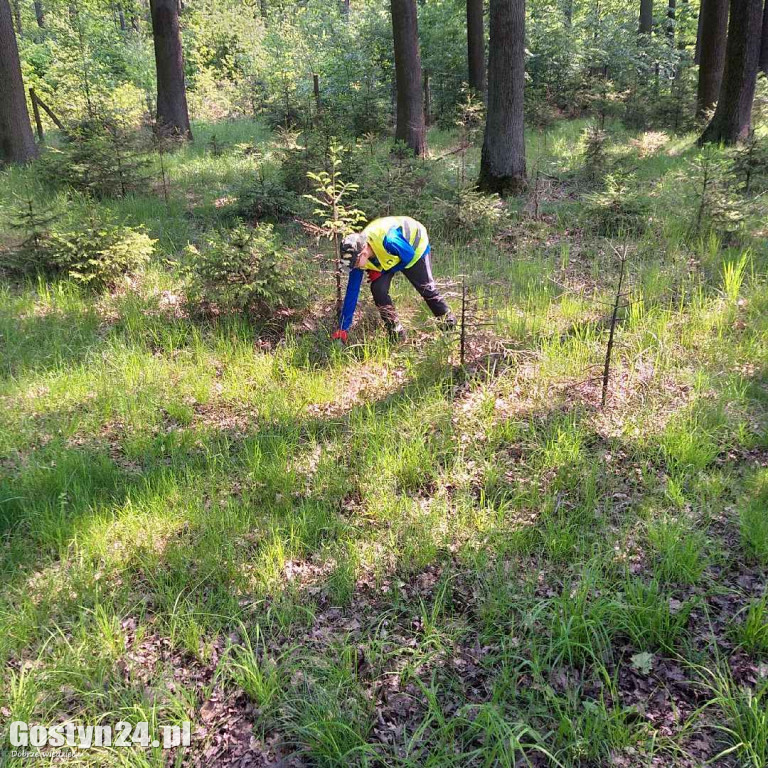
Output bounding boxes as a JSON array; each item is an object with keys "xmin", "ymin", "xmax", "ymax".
[
  {"xmin": 149, "ymin": 0, "xmax": 192, "ymax": 138},
  {"xmin": 117, "ymin": 3, "xmax": 127, "ymax": 30},
  {"xmin": 699, "ymin": 0, "xmax": 762, "ymax": 144},
  {"xmin": 0, "ymin": 0, "xmax": 38, "ymax": 165},
  {"xmin": 666, "ymin": 0, "xmax": 676, "ymax": 40},
  {"xmin": 696, "ymin": 0, "xmax": 728, "ymax": 118},
  {"xmin": 467, "ymin": 0, "xmax": 485, "ymax": 94},
  {"xmin": 478, "ymin": 0, "xmax": 526, "ymax": 194},
  {"xmin": 639, "ymin": 0, "xmax": 653, "ymax": 33},
  {"xmin": 391, "ymin": 0, "xmax": 426, "ymax": 156},
  {"xmin": 12, "ymin": 0, "xmax": 20, "ymax": 34},
  {"xmin": 34, "ymin": 0, "xmax": 44, "ymax": 27},
  {"xmin": 694, "ymin": 0, "xmax": 704, "ymax": 63},
  {"xmin": 760, "ymin": 0, "xmax": 768, "ymax": 74}
]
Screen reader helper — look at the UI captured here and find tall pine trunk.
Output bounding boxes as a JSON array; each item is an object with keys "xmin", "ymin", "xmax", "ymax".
[
  {"xmin": 760, "ymin": 0, "xmax": 768, "ymax": 74},
  {"xmin": 149, "ymin": 0, "xmax": 192, "ymax": 138},
  {"xmin": 694, "ymin": 0, "xmax": 704, "ymax": 63},
  {"xmin": 639, "ymin": 0, "xmax": 653, "ymax": 34},
  {"xmin": 467, "ymin": 0, "xmax": 485, "ymax": 95},
  {"xmin": 391, "ymin": 0, "xmax": 426, "ymax": 156},
  {"xmin": 0, "ymin": 0, "xmax": 38, "ymax": 165},
  {"xmin": 666, "ymin": 0, "xmax": 676, "ymax": 40},
  {"xmin": 696, "ymin": 0, "xmax": 728, "ymax": 118},
  {"xmin": 34, "ymin": 0, "xmax": 44, "ymax": 27},
  {"xmin": 699, "ymin": 0, "xmax": 762, "ymax": 144},
  {"xmin": 478, "ymin": 0, "xmax": 526, "ymax": 194}
]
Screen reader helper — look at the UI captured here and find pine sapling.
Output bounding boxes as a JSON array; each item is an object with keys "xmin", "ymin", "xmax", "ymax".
[
  {"xmin": 731, "ymin": 132, "xmax": 767, "ymax": 194},
  {"xmin": 303, "ymin": 141, "xmax": 366, "ymax": 313},
  {"xmin": 152, "ymin": 123, "xmax": 183, "ymax": 206},
  {"xmin": 7, "ymin": 192, "xmax": 59, "ymax": 266},
  {"xmin": 602, "ymin": 240, "xmax": 629, "ymax": 408}
]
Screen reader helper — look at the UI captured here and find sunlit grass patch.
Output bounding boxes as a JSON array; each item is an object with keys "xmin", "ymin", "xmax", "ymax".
[{"xmin": 739, "ymin": 470, "xmax": 768, "ymax": 565}]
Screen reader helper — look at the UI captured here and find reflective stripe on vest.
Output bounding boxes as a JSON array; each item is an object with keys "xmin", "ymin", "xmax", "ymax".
[{"xmin": 362, "ymin": 216, "xmax": 429, "ymax": 272}]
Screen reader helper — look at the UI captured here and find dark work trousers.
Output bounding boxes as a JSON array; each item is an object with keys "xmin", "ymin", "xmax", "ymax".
[{"xmin": 369, "ymin": 253, "xmax": 451, "ymax": 329}]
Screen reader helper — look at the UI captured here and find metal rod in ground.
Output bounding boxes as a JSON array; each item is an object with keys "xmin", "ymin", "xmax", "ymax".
[
  {"xmin": 460, "ymin": 274, "xmax": 467, "ymax": 367},
  {"xmin": 601, "ymin": 243, "xmax": 627, "ymax": 407}
]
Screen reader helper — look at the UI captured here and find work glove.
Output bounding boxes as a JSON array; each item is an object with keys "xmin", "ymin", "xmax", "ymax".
[{"xmin": 331, "ymin": 329, "xmax": 348, "ymax": 347}]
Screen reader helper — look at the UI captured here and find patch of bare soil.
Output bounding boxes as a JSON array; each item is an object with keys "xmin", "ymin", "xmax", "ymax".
[
  {"xmin": 305, "ymin": 361, "xmax": 409, "ymax": 420},
  {"xmin": 117, "ymin": 618, "xmax": 301, "ymax": 767}
]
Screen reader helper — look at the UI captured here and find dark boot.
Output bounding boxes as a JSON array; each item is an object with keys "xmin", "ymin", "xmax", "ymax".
[
  {"xmin": 437, "ymin": 312, "xmax": 457, "ymax": 330},
  {"xmin": 378, "ymin": 303, "xmax": 406, "ymax": 341}
]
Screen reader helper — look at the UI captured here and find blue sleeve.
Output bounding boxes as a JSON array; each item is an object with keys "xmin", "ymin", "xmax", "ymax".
[
  {"xmin": 383, "ymin": 226, "xmax": 417, "ymax": 267},
  {"xmin": 339, "ymin": 268, "xmax": 363, "ymax": 331}
]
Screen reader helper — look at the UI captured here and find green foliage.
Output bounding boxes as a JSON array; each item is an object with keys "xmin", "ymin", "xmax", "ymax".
[
  {"xmin": 42, "ymin": 118, "xmax": 151, "ymax": 199},
  {"xmin": 618, "ymin": 579, "xmax": 693, "ymax": 651},
  {"xmin": 687, "ymin": 149, "xmax": 748, "ymax": 240},
  {"xmin": 4, "ymin": 193, "xmax": 59, "ymax": 267},
  {"xmin": 353, "ymin": 149, "xmax": 436, "ymax": 220},
  {"xmin": 730, "ymin": 133, "xmax": 768, "ymax": 194},
  {"xmin": 47, "ymin": 215, "xmax": 155, "ymax": 288},
  {"xmin": 185, "ymin": 224, "xmax": 306, "ymax": 318},
  {"xmin": 230, "ymin": 155, "xmax": 300, "ymax": 223},
  {"xmin": 1, "ymin": 207, "xmax": 154, "ymax": 289},
  {"xmin": 646, "ymin": 516, "xmax": 707, "ymax": 585},
  {"xmin": 698, "ymin": 667, "xmax": 768, "ymax": 768},
  {"xmin": 304, "ymin": 142, "xmax": 366, "ymax": 242},
  {"xmin": 582, "ymin": 75, "xmax": 626, "ymax": 129},
  {"xmin": 733, "ymin": 597, "xmax": 768, "ymax": 655},
  {"xmin": 583, "ymin": 173, "xmax": 649, "ymax": 235},
  {"xmin": 740, "ymin": 471, "xmax": 768, "ymax": 565},
  {"xmin": 582, "ymin": 124, "xmax": 609, "ymax": 182},
  {"xmin": 434, "ymin": 189, "xmax": 507, "ymax": 244},
  {"xmin": 231, "ymin": 179, "xmax": 299, "ymax": 223}
]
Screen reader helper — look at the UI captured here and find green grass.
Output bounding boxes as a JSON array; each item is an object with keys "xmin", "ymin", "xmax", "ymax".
[{"xmin": 0, "ymin": 118, "xmax": 767, "ymax": 766}]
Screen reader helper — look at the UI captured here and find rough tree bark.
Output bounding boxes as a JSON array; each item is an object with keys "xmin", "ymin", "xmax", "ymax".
[
  {"xmin": 467, "ymin": 0, "xmax": 485, "ymax": 95},
  {"xmin": 694, "ymin": 0, "xmax": 704, "ymax": 63},
  {"xmin": 34, "ymin": 0, "xmax": 44, "ymax": 27},
  {"xmin": 666, "ymin": 0, "xmax": 676, "ymax": 40},
  {"xmin": 639, "ymin": 0, "xmax": 653, "ymax": 34},
  {"xmin": 478, "ymin": 0, "xmax": 526, "ymax": 194},
  {"xmin": 760, "ymin": 0, "xmax": 768, "ymax": 74},
  {"xmin": 699, "ymin": 0, "xmax": 762, "ymax": 144},
  {"xmin": 696, "ymin": 0, "xmax": 728, "ymax": 118},
  {"xmin": 0, "ymin": 0, "xmax": 38, "ymax": 165},
  {"xmin": 149, "ymin": 0, "xmax": 192, "ymax": 138},
  {"xmin": 391, "ymin": 0, "xmax": 427, "ymax": 156}
]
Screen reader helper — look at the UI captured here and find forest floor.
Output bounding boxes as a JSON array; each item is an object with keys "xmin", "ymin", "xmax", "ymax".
[{"xmin": 1, "ymin": 120, "xmax": 767, "ymax": 767}]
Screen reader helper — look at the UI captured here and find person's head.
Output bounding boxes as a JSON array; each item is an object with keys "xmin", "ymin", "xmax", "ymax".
[{"xmin": 340, "ymin": 233, "xmax": 372, "ymax": 271}]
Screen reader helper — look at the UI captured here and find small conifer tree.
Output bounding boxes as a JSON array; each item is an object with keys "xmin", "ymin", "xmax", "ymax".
[{"xmin": 304, "ymin": 141, "xmax": 366, "ymax": 312}]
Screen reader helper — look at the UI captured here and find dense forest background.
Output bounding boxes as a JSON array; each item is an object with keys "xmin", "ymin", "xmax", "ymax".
[
  {"xmin": 2, "ymin": 0, "xmax": 763, "ymax": 151},
  {"xmin": 8, "ymin": 0, "xmax": 702, "ymax": 129}
]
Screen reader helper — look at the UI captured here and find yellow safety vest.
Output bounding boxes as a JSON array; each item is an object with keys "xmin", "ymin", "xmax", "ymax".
[{"xmin": 361, "ymin": 216, "xmax": 430, "ymax": 272}]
